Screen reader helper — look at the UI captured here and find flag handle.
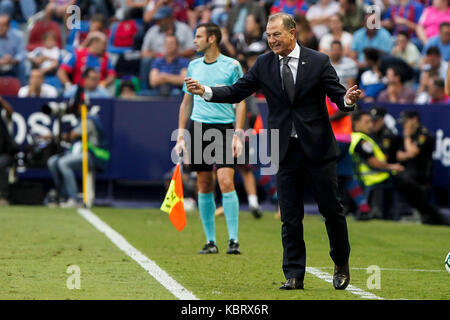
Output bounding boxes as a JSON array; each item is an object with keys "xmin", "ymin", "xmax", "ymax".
[{"xmin": 81, "ymin": 104, "xmax": 89, "ymax": 207}]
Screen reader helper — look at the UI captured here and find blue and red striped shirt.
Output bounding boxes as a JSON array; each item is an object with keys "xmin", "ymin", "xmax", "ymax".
[{"xmin": 383, "ymin": 1, "xmax": 424, "ymax": 38}]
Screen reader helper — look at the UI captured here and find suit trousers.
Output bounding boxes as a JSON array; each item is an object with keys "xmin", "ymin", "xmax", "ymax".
[{"xmin": 276, "ymin": 138, "xmax": 350, "ymax": 280}]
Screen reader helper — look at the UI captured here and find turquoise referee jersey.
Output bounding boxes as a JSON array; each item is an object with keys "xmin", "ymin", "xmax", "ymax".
[{"xmin": 183, "ymin": 54, "xmax": 244, "ymax": 124}]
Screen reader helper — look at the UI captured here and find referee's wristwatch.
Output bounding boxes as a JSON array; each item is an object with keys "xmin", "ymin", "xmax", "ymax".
[{"xmin": 234, "ymin": 129, "xmax": 245, "ymax": 140}]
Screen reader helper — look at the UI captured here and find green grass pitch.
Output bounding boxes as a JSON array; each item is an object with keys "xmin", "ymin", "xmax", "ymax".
[{"xmin": 0, "ymin": 206, "xmax": 448, "ymax": 300}]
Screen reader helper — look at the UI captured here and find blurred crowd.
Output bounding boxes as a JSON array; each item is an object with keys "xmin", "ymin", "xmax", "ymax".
[
  {"xmin": 0, "ymin": 0, "xmax": 449, "ymax": 221},
  {"xmin": 0, "ymin": 0, "xmax": 448, "ymax": 102}
]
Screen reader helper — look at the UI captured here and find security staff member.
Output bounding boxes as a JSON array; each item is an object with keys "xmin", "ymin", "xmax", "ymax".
[
  {"xmin": 349, "ymin": 111, "xmax": 404, "ymax": 220},
  {"xmin": 394, "ymin": 110, "xmax": 450, "ymax": 225},
  {"xmin": 369, "ymin": 106, "xmax": 400, "ymax": 163}
]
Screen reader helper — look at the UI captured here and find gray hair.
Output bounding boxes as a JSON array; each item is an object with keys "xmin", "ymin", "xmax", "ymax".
[{"xmin": 268, "ymin": 13, "xmax": 296, "ymax": 31}]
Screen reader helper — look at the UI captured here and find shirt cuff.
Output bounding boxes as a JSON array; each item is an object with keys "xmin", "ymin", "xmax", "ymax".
[
  {"xmin": 202, "ymin": 86, "xmax": 213, "ymax": 101},
  {"xmin": 344, "ymin": 97, "xmax": 355, "ymax": 108}
]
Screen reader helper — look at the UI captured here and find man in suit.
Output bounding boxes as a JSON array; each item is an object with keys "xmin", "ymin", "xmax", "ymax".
[{"xmin": 185, "ymin": 13, "xmax": 362, "ymax": 291}]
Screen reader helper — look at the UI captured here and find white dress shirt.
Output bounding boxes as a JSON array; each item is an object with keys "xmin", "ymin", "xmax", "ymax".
[{"xmin": 279, "ymin": 42, "xmax": 300, "ymax": 87}]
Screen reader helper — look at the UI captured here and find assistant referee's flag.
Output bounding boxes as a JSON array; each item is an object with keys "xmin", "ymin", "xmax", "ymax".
[{"xmin": 160, "ymin": 163, "xmax": 186, "ymax": 231}]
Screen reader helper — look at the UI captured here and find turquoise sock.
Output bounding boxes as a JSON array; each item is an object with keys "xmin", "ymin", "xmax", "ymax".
[
  {"xmin": 222, "ymin": 191, "xmax": 239, "ymax": 242},
  {"xmin": 198, "ymin": 192, "xmax": 216, "ymax": 244}
]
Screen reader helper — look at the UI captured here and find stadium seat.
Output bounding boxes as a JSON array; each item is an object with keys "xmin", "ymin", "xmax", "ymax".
[
  {"xmin": 107, "ymin": 20, "xmax": 141, "ymax": 54},
  {"xmin": 0, "ymin": 77, "xmax": 21, "ymax": 96},
  {"xmin": 27, "ymin": 20, "xmax": 62, "ymax": 51}
]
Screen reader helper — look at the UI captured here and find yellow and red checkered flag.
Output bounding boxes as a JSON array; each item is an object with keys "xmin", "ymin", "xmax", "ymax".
[{"xmin": 160, "ymin": 163, "xmax": 186, "ymax": 231}]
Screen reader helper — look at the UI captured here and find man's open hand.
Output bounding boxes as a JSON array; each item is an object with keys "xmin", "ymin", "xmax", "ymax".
[
  {"xmin": 174, "ymin": 136, "xmax": 187, "ymax": 157},
  {"xmin": 232, "ymin": 134, "xmax": 243, "ymax": 158},
  {"xmin": 345, "ymin": 85, "xmax": 362, "ymax": 105}
]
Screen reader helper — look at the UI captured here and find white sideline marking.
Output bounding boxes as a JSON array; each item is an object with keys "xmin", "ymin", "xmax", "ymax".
[
  {"xmin": 313, "ymin": 267, "xmax": 445, "ymax": 273},
  {"xmin": 306, "ymin": 267, "xmax": 384, "ymax": 300},
  {"xmin": 78, "ymin": 208, "xmax": 199, "ymax": 300}
]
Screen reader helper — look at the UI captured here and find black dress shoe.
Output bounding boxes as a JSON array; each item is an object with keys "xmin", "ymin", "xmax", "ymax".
[
  {"xmin": 250, "ymin": 206, "xmax": 263, "ymax": 219},
  {"xmin": 333, "ymin": 263, "xmax": 350, "ymax": 290},
  {"xmin": 279, "ymin": 278, "xmax": 304, "ymax": 290}
]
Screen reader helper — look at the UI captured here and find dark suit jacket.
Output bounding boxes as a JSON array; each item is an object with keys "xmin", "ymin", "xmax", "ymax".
[{"xmin": 209, "ymin": 44, "xmax": 354, "ymax": 164}]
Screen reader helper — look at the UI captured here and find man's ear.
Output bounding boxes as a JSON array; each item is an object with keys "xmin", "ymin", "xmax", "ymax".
[{"xmin": 290, "ymin": 28, "xmax": 296, "ymax": 38}]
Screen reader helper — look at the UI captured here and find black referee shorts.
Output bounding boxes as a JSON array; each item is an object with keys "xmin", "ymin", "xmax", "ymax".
[{"xmin": 186, "ymin": 121, "xmax": 237, "ymax": 172}]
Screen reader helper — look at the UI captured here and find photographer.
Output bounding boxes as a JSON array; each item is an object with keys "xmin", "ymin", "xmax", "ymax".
[
  {"xmin": 64, "ymin": 68, "xmax": 111, "ymax": 100},
  {"xmin": 46, "ymin": 93, "xmax": 110, "ymax": 208},
  {"xmin": 0, "ymin": 96, "xmax": 17, "ymax": 205}
]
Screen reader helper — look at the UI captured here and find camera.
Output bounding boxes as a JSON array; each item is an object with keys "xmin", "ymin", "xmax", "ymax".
[
  {"xmin": 41, "ymin": 101, "xmax": 73, "ymax": 116},
  {"xmin": 42, "ymin": 85, "xmax": 89, "ymax": 117}
]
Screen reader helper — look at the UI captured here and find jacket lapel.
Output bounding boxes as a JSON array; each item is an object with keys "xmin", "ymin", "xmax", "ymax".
[
  {"xmin": 294, "ymin": 43, "xmax": 309, "ymax": 99},
  {"xmin": 272, "ymin": 53, "xmax": 283, "ymax": 92}
]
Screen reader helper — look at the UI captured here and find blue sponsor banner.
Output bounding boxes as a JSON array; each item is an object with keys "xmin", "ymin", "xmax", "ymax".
[
  {"xmin": 3, "ymin": 97, "xmax": 114, "ymax": 179},
  {"xmin": 3, "ymin": 97, "xmax": 450, "ymax": 188},
  {"xmin": 111, "ymin": 98, "xmax": 182, "ymax": 180}
]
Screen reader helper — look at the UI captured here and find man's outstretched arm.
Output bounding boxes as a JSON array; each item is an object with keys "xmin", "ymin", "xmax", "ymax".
[{"xmin": 185, "ymin": 59, "xmax": 261, "ymax": 104}]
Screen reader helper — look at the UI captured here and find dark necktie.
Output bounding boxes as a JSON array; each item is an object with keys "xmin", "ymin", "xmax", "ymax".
[
  {"xmin": 282, "ymin": 57, "xmax": 298, "ymax": 137},
  {"xmin": 282, "ymin": 56, "xmax": 295, "ymax": 104}
]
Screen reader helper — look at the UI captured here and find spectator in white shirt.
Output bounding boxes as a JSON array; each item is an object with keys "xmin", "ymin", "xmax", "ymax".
[
  {"xmin": 18, "ymin": 69, "xmax": 58, "ymax": 98},
  {"xmin": 319, "ymin": 13, "xmax": 353, "ymax": 57},
  {"xmin": 306, "ymin": 0, "xmax": 340, "ymax": 40},
  {"xmin": 27, "ymin": 31, "xmax": 61, "ymax": 76},
  {"xmin": 420, "ymin": 46, "xmax": 448, "ymax": 80},
  {"xmin": 391, "ymin": 31, "xmax": 421, "ymax": 69},
  {"xmin": 329, "ymin": 40, "xmax": 358, "ymax": 89},
  {"xmin": 141, "ymin": 5, "xmax": 195, "ymax": 58},
  {"xmin": 415, "ymin": 69, "xmax": 436, "ymax": 104}
]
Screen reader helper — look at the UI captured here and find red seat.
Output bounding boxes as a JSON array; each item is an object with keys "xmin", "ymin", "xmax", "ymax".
[
  {"xmin": 0, "ymin": 77, "xmax": 21, "ymax": 96},
  {"xmin": 27, "ymin": 20, "xmax": 62, "ymax": 51}
]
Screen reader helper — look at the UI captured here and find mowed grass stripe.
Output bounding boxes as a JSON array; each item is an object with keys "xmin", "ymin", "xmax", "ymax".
[
  {"xmin": 94, "ymin": 208, "xmax": 450, "ymax": 300},
  {"xmin": 78, "ymin": 208, "xmax": 198, "ymax": 300},
  {"xmin": 0, "ymin": 206, "xmax": 175, "ymax": 300}
]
